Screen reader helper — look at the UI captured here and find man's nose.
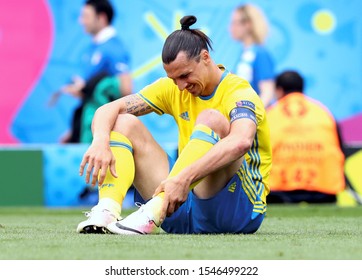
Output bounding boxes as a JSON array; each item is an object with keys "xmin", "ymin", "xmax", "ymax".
[{"xmin": 176, "ymin": 80, "xmax": 187, "ymax": 91}]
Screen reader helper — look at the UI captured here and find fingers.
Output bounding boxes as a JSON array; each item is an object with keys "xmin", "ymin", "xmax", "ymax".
[
  {"xmin": 159, "ymin": 196, "xmax": 181, "ymax": 224},
  {"xmin": 152, "ymin": 186, "xmax": 162, "ymax": 198},
  {"xmin": 83, "ymin": 155, "xmax": 100, "ymax": 186},
  {"xmin": 85, "ymin": 158, "xmax": 94, "ymax": 184},
  {"xmin": 170, "ymin": 203, "xmax": 180, "ymax": 216},
  {"xmin": 79, "ymin": 154, "xmax": 89, "ymax": 176},
  {"xmin": 98, "ymin": 161, "xmax": 112, "ymax": 186},
  {"xmin": 166, "ymin": 202, "xmax": 175, "ymax": 217},
  {"xmin": 97, "ymin": 169, "xmax": 107, "ymax": 187},
  {"xmin": 91, "ymin": 163, "xmax": 101, "ymax": 187},
  {"xmin": 109, "ymin": 158, "xmax": 118, "ymax": 178},
  {"xmin": 80, "ymin": 151, "xmax": 119, "ymax": 187}
]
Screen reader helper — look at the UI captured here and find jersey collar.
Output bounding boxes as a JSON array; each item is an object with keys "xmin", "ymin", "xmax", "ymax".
[
  {"xmin": 94, "ymin": 26, "xmax": 116, "ymax": 44},
  {"xmin": 199, "ymin": 66, "xmax": 229, "ymax": 100}
]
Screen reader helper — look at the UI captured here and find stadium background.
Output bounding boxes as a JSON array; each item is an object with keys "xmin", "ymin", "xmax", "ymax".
[{"xmin": 0, "ymin": 0, "xmax": 361, "ymax": 207}]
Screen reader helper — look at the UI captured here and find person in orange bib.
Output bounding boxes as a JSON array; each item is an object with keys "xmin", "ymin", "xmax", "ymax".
[{"xmin": 267, "ymin": 70, "xmax": 345, "ymax": 203}]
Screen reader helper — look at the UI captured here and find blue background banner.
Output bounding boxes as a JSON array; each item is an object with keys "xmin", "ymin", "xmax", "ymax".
[{"xmin": 3, "ymin": 0, "xmax": 362, "ymax": 145}]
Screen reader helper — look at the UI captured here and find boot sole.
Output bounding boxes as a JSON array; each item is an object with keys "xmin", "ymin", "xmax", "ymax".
[{"xmin": 79, "ymin": 225, "xmax": 112, "ymax": 234}]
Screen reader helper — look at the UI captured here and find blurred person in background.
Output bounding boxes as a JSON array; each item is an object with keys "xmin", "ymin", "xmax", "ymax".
[
  {"xmin": 267, "ymin": 70, "xmax": 345, "ymax": 203},
  {"xmin": 61, "ymin": 0, "xmax": 132, "ymax": 143},
  {"xmin": 229, "ymin": 3, "xmax": 275, "ymax": 108}
]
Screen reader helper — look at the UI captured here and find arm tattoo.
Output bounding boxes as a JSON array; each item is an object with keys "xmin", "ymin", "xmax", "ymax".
[{"xmin": 124, "ymin": 94, "xmax": 153, "ymax": 116}]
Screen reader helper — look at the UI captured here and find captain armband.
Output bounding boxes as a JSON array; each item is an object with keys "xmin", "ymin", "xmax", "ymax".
[{"xmin": 229, "ymin": 107, "xmax": 257, "ymax": 125}]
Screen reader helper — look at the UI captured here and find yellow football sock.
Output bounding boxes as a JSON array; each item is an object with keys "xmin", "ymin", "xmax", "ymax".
[
  {"xmin": 156, "ymin": 124, "xmax": 220, "ymax": 201},
  {"xmin": 98, "ymin": 131, "xmax": 135, "ymax": 208}
]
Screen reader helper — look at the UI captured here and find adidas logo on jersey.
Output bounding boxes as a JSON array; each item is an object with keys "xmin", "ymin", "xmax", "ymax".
[
  {"xmin": 179, "ymin": 111, "xmax": 190, "ymax": 121},
  {"xmin": 228, "ymin": 182, "xmax": 236, "ymax": 193}
]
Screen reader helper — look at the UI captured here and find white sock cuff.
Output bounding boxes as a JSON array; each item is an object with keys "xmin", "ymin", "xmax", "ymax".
[
  {"xmin": 146, "ymin": 196, "xmax": 163, "ymax": 208},
  {"xmin": 97, "ymin": 198, "xmax": 122, "ymax": 216},
  {"xmin": 145, "ymin": 196, "xmax": 163, "ymax": 225}
]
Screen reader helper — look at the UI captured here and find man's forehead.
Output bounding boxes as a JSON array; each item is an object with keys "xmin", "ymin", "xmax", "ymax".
[
  {"xmin": 171, "ymin": 52, "xmax": 192, "ymax": 66},
  {"xmin": 164, "ymin": 52, "xmax": 194, "ymax": 77}
]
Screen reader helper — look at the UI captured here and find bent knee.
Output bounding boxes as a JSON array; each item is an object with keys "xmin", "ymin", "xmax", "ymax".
[
  {"xmin": 195, "ymin": 109, "xmax": 230, "ymax": 138},
  {"xmin": 113, "ymin": 114, "xmax": 142, "ymax": 136}
]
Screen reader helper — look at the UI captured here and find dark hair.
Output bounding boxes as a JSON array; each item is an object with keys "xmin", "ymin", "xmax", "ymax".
[
  {"xmin": 85, "ymin": 0, "xmax": 114, "ymax": 24},
  {"xmin": 162, "ymin": 15, "xmax": 213, "ymax": 64},
  {"xmin": 275, "ymin": 70, "xmax": 304, "ymax": 94}
]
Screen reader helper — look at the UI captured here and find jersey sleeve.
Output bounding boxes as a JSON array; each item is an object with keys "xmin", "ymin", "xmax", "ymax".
[
  {"xmin": 136, "ymin": 78, "xmax": 174, "ymax": 115},
  {"xmin": 224, "ymin": 86, "xmax": 264, "ymax": 126}
]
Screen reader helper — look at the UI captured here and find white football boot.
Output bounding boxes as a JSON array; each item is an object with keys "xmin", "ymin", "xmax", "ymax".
[
  {"xmin": 107, "ymin": 196, "xmax": 162, "ymax": 235},
  {"xmin": 77, "ymin": 198, "xmax": 121, "ymax": 234}
]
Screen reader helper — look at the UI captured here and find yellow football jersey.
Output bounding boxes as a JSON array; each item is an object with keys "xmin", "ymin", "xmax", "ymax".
[{"xmin": 137, "ymin": 66, "xmax": 272, "ymax": 202}]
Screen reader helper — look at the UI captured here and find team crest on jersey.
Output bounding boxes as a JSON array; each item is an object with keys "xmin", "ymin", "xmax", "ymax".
[
  {"xmin": 236, "ymin": 100, "xmax": 255, "ymax": 111},
  {"xmin": 91, "ymin": 51, "xmax": 102, "ymax": 65}
]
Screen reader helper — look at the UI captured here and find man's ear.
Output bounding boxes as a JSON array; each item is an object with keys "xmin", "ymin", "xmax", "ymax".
[
  {"xmin": 201, "ymin": 50, "xmax": 211, "ymax": 64},
  {"xmin": 275, "ymin": 87, "xmax": 284, "ymax": 100},
  {"xmin": 98, "ymin": 12, "xmax": 109, "ymax": 26}
]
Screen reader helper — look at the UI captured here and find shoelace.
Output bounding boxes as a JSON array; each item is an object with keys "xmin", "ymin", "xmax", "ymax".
[
  {"xmin": 82, "ymin": 211, "xmax": 92, "ymax": 218},
  {"xmin": 134, "ymin": 202, "xmax": 147, "ymax": 214},
  {"xmin": 82, "ymin": 209, "xmax": 121, "ymax": 221},
  {"xmin": 131, "ymin": 202, "xmax": 157, "ymax": 225},
  {"xmin": 134, "ymin": 202, "xmax": 144, "ymax": 208}
]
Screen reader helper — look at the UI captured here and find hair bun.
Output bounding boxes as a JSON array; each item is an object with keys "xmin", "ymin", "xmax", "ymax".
[{"xmin": 180, "ymin": 15, "xmax": 197, "ymax": 30}]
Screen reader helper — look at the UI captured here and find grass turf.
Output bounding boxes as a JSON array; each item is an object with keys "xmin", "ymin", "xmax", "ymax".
[{"xmin": 0, "ymin": 205, "xmax": 361, "ymax": 260}]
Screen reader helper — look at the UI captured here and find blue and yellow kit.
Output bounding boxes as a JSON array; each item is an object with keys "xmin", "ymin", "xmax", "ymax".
[{"xmin": 137, "ymin": 66, "xmax": 272, "ymax": 205}]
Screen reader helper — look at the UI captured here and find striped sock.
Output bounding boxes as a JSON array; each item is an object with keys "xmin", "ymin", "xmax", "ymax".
[{"xmin": 98, "ymin": 131, "xmax": 135, "ymax": 214}]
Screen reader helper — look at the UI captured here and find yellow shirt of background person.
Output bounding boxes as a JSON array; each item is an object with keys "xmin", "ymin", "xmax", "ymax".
[{"xmin": 137, "ymin": 66, "xmax": 272, "ymax": 203}]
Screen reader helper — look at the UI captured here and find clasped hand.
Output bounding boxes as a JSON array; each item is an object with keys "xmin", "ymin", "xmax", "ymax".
[{"xmin": 153, "ymin": 176, "xmax": 190, "ymax": 224}]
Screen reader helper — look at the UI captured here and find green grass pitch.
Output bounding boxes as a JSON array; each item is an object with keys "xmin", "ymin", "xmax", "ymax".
[{"xmin": 0, "ymin": 205, "xmax": 361, "ymax": 260}]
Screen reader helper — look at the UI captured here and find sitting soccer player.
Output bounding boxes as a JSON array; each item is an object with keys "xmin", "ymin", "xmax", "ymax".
[{"xmin": 77, "ymin": 15, "xmax": 272, "ymax": 234}]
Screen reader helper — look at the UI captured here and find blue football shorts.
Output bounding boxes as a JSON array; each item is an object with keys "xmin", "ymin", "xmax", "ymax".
[{"xmin": 134, "ymin": 154, "xmax": 265, "ymax": 234}]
